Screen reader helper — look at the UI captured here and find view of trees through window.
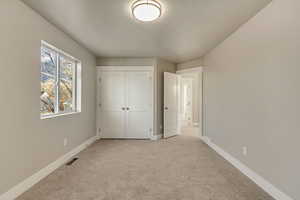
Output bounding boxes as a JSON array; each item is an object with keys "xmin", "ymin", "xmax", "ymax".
[{"xmin": 40, "ymin": 42, "xmax": 77, "ymax": 117}]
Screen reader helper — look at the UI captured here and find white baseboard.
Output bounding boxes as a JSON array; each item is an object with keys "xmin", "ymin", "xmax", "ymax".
[
  {"xmin": 0, "ymin": 136, "xmax": 98, "ymax": 200},
  {"xmin": 150, "ymin": 134, "xmax": 162, "ymax": 141},
  {"xmin": 200, "ymin": 136, "xmax": 294, "ymax": 200}
]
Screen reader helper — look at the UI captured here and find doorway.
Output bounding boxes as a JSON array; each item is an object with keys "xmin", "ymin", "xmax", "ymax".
[
  {"xmin": 180, "ymin": 77, "xmax": 193, "ymax": 127},
  {"xmin": 163, "ymin": 67, "xmax": 203, "ymax": 138}
]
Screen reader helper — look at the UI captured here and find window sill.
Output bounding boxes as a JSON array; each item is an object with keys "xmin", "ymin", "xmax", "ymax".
[{"xmin": 41, "ymin": 111, "xmax": 80, "ymax": 120}]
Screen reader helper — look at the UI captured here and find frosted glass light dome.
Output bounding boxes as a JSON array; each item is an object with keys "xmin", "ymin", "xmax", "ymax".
[{"xmin": 132, "ymin": 0, "xmax": 162, "ymax": 22}]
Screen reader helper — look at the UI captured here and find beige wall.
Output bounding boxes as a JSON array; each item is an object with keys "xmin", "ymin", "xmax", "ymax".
[
  {"xmin": 177, "ymin": 57, "xmax": 203, "ymax": 70},
  {"xmin": 97, "ymin": 57, "xmax": 155, "ymax": 66},
  {"xmin": 203, "ymin": 0, "xmax": 299, "ymax": 199},
  {"xmin": 155, "ymin": 59, "xmax": 177, "ymax": 135},
  {"xmin": 0, "ymin": 0, "xmax": 96, "ymax": 195}
]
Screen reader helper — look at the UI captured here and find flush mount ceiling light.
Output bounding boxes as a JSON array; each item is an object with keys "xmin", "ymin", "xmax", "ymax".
[{"xmin": 132, "ymin": 0, "xmax": 162, "ymax": 22}]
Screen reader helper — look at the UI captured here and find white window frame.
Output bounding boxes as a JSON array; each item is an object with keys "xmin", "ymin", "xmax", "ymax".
[{"xmin": 41, "ymin": 41, "xmax": 82, "ymax": 119}]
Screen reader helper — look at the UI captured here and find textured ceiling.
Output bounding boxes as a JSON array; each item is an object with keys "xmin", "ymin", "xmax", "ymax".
[{"xmin": 21, "ymin": 0, "xmax": 271, "ymax": 63}]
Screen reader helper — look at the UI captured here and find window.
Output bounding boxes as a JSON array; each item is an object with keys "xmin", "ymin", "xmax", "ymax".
[{"xmin": 40, "ymin": 41, "xmax": 81, "ymax": 119}]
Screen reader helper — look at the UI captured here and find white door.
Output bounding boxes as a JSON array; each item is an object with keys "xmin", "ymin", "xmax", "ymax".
[
  {"xmin": 99, "ymin": 71, "xmax": 126, "ymax": 138},
  {"xmin": 164, "ymin": 72, "xmax": 179, "ymax": 138},
  {"xmin": 126, "ymin": 72, "xmax": 153, "ymax": 139},
  {"xmin": 97, "ymin": 68, "xmax": 153, "ymax": 139}
]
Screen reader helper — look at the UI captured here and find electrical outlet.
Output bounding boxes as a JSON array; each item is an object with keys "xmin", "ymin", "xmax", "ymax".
[
  {"xmin": 242, "ymin": 146, "xmax": 247, "ymax": 156},
  {"xmin": 64, "ymin": 138, "xmax": 68, "ymax": 147}
]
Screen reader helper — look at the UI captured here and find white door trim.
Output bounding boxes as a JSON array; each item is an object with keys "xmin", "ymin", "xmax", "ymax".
[
  {"xmin": 176, "ymin": 66, "xmax": 203, "ymax": 74},
  {"xmin": 97, "ymin": 66, "xmax": 154, "ymax": 71}
]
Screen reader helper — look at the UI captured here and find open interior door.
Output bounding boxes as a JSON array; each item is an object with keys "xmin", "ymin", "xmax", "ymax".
[{"xmin": 164, "ymin": 72, "xmax": 180, "ymax": 138}]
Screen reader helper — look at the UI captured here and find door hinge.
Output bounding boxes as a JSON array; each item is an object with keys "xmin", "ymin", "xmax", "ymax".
[
  {"xmin": 98, "ymin": 128, "xmax": 101, "ymax": 133},
  {"xmin": 99, "ymin": 103, "xmax": 101, "ymax": 108},
  {"xmin": 99, "ymin": 78, "xmax": 102, "ymax": 83}
]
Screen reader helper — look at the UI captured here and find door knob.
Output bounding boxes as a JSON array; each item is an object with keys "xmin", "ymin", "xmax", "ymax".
[
  {"xmin": 126, "ymin": 107, "xmax": 130, "ymax": 110},
  {"xmin": 165, "ymin": 107, "xmax": 168, "ymax": 110},
  {"xmin": 122, "ymin": 107, "xmax": 125, "ymax": 110}
]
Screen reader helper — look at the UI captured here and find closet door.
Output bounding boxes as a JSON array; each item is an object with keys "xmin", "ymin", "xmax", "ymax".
[
  {"xmin": 126, "ymin": 72, "xmax": 152, "ymax": 139},
  {"xmin": 99, "ymin": 71, "xmax": 126, "ymax": 138}
]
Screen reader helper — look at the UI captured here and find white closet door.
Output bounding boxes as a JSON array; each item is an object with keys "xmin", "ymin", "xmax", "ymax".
[
  {"xmin": 126, "ymin": 72, "xmax": 152, "ymax": 139},
  {"xmin": 99, "ymin": 71, "xmax": 126, "ymax": 138}
]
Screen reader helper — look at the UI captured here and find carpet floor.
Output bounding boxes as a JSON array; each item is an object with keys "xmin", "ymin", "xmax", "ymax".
[{"xmin": 18, "ymin": 131, "xmax": 274, "ymax": 200}]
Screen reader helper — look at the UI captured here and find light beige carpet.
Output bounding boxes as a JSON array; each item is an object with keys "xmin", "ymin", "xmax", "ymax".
[{"xmin": 18, "ymin": 133, "xmax": 274, "ymax": 200}]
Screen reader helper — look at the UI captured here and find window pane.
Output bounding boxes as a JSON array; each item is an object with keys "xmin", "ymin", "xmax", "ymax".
[
  {"xmin": 41, "ymin": 46, "xmax": 57, "ymax": 76},
  {"xmin": 60, "ymin": 56, "xmax": 75, "ymax": 81},
  {"xmin": 59, "ymin": 56, "xmax": 75, "ymax": 112},
  {"xmin": 40, "ymin": 74, "xmax": 56, "ymax": 115},
  {"xmin": 59, "ymin": 80, "xmax": 73, "ymax": 112}
]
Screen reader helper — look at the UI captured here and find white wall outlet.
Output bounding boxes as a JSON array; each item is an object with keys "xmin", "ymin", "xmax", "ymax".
[
  {"xmin": 242, "ymin": 146, "xmax": 248, "ymax": 156},
  {"xmin": 64, "ymin": 138, "xmax": 68, "ymax": 147}
]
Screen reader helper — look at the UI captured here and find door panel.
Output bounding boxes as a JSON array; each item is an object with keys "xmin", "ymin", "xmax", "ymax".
[
  {"xmin": 99, "ymin": 72, "xmax": 126, "ymax": 138},
  {"xmin": 127, "ymin": 112, "xmax": 151, "ymax": 139},
  {"xmin": 100, "ymin": 111, "xmax": 125, "ymax": 138},
  {"xmin": 126, "ymin": 72, "xmax": 152, "ymax": 139},
  {"xmin": 100, "ymin": 72, "xmax": 126, "ymax": 111},
  {"xmin": 164, "ymin": 72, "xmax": 179, "ymax": 138}
]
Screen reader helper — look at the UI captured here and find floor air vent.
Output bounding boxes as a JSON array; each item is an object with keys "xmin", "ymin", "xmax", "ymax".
[{"xmin": 66, "ymin": 157, "xmax": 79, "ymax": 166}]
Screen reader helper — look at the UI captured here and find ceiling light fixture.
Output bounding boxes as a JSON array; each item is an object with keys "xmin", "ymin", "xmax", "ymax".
[{"xmin": 132, "ymin": 0, "xmax": 162, "ymax": 22}]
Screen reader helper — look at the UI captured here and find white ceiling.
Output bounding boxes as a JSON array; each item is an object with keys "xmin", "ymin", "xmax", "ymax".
[{"xmin": 21, "ymin": 0, "xmax": 271, "ymax": 63}]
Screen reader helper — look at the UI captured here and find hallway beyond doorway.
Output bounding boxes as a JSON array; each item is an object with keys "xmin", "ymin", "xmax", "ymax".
[{"xmin": 181, "ymin": 126, "xmax": 200, "ymax": 137}]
